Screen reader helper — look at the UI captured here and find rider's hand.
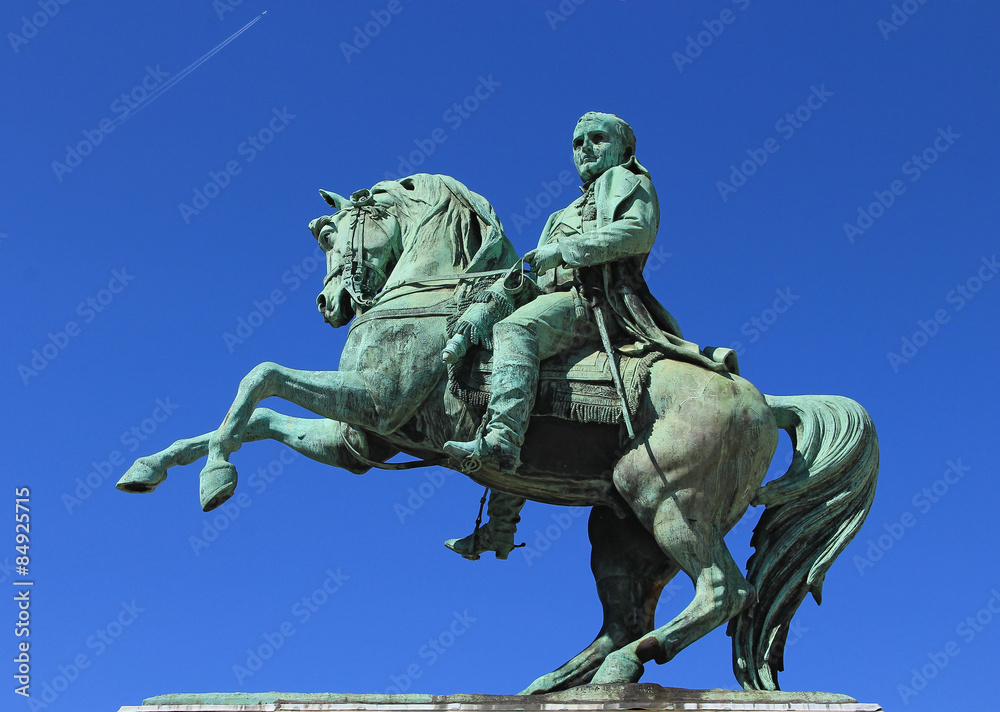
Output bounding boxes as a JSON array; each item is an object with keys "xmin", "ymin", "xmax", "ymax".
[{"xmin": 525, "ymin": 244, "xmax": 563, "ymax": 275}]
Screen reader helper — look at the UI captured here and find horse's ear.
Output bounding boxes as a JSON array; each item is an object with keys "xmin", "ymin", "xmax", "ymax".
[{"xmin": 319, "ymin": 189, "xmax": 353, "ymax": 211}]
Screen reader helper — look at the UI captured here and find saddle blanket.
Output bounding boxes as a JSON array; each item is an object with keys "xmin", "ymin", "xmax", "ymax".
[{"xmin": 448, "ymin": 345, "xmax": 663, "ymax": 426}]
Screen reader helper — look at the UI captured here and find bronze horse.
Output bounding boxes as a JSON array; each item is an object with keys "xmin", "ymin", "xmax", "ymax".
[{"xmin": 117, "ymin": 173, "xmax": 878, "ymax": 692}]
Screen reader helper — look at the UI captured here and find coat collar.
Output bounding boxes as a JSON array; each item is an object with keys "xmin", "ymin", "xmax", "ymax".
[{"xmin": 553, "ymin": 158, "xmax": 650, "ymax": 233}]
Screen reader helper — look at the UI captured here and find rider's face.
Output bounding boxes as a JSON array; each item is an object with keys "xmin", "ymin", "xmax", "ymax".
[{"xmin": 573, "ymin": 118, "xmax": 627, "ymax": 183}]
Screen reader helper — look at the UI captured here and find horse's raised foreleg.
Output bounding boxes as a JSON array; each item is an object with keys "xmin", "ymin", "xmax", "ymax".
[
  {"xmin": 200, "ymin": 362, "xmax": 414, "ymax": 510},
  {"xmin": 118, "ymin": 408, "xmax": 281, "ymax": 494},
  {"xmin": 118, "ymin": 408, "xmax": 392, "ymax": 495},
  {"xmin": 520, "ymin": 507, "xmax": 675, "ymax": 694}
]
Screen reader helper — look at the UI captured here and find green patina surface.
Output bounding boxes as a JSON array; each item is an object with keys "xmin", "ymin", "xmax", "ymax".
[
  {"xmin": 118, "ymin": 112, "xmax": 879, "ymax": 695},
  {"xmin": 144, "ymin": 682, "xmax": 858, "ymax": 706}
]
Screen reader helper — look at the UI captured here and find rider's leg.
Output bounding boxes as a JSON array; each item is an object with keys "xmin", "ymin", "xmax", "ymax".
[
  {"xmin": 443, "ymin": 291, "xmax": 586, "ymax": 473},
  {"xmin": 443, "ymin": 291, "xmax": 591, "ymax": 558},
  {"xmin": 444, "ymin": 490, "xmax": 526, "ymax": 560}
]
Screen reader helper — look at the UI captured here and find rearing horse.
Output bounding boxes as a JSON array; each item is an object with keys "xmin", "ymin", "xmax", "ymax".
[{"xmin": 117, "ymin": 173, "xmax": 878, "ymax": 693}]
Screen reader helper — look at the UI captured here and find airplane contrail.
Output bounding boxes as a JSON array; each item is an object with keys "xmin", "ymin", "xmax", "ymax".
[{"xmin": 115, "ymin": 11, "xmax": 267, "ymax": 126}]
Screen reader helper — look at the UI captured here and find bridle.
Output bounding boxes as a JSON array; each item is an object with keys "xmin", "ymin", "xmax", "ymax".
[
  {"xmin": 322, "ymin": 188, "xmax": 528, "ymax": 316},
  {"xmin": 335, "ymin": 189, "xmax": 397, "ymax": 308}
]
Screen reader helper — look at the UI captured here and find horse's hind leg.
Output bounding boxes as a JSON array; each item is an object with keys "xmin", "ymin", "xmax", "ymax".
[
  {"xmin": 117, "ymin": 408, "xmax": 386, "ymax": 494},
  {"xmin": 592, "ymin": 497, "xmax": 752, "ymax": 684},
  {"xmin": 520, "ymin": 506, "xmax": 676, "ymax": 694}
]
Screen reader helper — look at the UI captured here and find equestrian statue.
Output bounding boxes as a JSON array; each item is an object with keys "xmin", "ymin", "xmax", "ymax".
[{"xmin": 117, "ymin": 112, "xmax": 879, "ymax": 693}]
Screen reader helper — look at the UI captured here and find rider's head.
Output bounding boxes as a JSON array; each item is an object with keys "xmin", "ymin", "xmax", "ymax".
[{"xmin": 573, "ymin": 112, "xmax": 635, "ymax": 183}]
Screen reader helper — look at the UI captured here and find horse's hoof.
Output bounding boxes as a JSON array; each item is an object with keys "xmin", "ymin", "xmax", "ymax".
[
  {"xmin": 591, "ymin": 648, "xmax": 645, "ymax": 684},
  {"xmin": 518, "ymin": 678, "xmax": 553, "ymax": 695},
  {"xmin": 199, "ymin": 461, "xmax": 238, "ymax": 512},
  {"xmin": 518, "ymin": 669, "xmax": 567, "ymax": 695},
  {"xmin": 116, "ymin": 458, "xmax": 167, "ymax": 493},
  {"xmin": 636, "ymin": 635, "xmax": 667, "ymax": 664}
]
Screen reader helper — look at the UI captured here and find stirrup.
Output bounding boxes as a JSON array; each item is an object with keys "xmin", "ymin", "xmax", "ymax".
[{"xmin": 443, "ymin": 440, "xmax": 482, "ymax": 473}]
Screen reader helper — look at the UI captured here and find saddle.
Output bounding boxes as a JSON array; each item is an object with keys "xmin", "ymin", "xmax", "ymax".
[{"xmin": 448, "ymin": 344, "xmax": 663, "ymax": 427}]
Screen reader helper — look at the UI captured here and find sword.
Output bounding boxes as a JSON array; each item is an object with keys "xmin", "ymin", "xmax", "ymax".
[{"xmin": 592, "ymin": 301, "xmax": 636, "ymax": 440}]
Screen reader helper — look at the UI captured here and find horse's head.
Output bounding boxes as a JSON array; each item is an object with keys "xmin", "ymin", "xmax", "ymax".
[{"xmin": 309, "ymin": 188, "xmax": 401, "ymax": 328}]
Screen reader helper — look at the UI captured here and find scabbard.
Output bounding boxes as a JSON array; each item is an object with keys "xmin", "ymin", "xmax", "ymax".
[{"xmin": 592, "ymin": 302, "xmax": 636, "ymax": 440}]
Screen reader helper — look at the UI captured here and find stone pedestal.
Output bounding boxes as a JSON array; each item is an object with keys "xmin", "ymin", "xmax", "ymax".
[{"xmin": 117, "ymin": 683, "xmax": 881, "ymax": 712}]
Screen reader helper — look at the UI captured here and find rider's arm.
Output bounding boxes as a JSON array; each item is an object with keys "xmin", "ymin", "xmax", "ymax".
[{"xmin": 557, "ymin": 171, "xmax": 659, "ymax": 268}]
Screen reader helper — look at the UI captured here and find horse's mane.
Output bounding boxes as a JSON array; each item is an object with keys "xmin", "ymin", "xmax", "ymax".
[{"xmin": 370, "ymin": 174, "xmax": 519, "ymax": 282}]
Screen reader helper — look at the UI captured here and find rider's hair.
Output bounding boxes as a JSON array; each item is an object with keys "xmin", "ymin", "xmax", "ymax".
[{"xmin": 576, "ymin": 112, "xmax": 636, "ymax": 161}]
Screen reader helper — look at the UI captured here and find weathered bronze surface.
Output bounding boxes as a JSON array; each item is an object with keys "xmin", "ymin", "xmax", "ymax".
[
  {"xmin": 134, "ymin": 682, "xmax": 879, "ymax": 710},
  {"xmin": 117, "ymin": 113, "xmax": 879, "ymax": 694}
]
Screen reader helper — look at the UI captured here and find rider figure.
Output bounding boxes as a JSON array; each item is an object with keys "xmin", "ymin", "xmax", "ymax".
[
  {"xmin": 444, "ymin": 112, "xmax": 730, "ymax": 559},
  {"xmin": 443, "ymin": 112, "xmax": 658, "ymax": 557}
]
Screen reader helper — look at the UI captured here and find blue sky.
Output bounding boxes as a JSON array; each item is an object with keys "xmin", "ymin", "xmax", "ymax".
[{"xmin": 2, "ymin": 2, "xmax": 998, "ymax": 710}]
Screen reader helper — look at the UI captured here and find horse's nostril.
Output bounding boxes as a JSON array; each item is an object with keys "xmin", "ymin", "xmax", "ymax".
[{"xmin": 317, "ymin": 294, "xmax": 326, "ymax": 311}]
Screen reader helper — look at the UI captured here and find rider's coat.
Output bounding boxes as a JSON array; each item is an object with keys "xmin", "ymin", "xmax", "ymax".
[{"xmin": 536, "ymin": 158, "xmax": 726, "ymax": 372}]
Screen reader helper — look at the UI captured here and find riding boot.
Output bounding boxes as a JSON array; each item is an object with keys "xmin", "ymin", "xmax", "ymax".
[
  {"xmin": 444, "ymin": 322, "xmax": 539, "ymax": 475},
  {"xmin": 444, "ymin": 491, "xmax": 527, "ymax": 560}
]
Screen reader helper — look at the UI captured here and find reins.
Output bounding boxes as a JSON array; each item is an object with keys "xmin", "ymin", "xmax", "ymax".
[
  {"xmin": 338, "ymin": 190, "xmax": 527, "ymax": 313},
  {"xmin": 367, "ymin": 263, "xmax": 524, "ymax": 306},
  {"xmin": 341, "ymin": 429, "xmax": 447, "ymax": 471},
  {"xmin": 347, "ymin": 260, "xmax": 529, "ymax": 331}
]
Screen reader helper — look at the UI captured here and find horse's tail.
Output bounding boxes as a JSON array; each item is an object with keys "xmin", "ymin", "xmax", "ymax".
[{"xmin": 728, "ymin": 394, "xmax": 879, "ymax": 690}]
